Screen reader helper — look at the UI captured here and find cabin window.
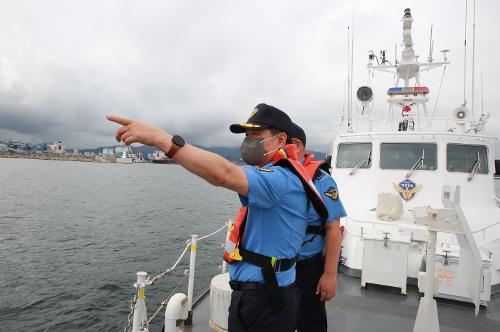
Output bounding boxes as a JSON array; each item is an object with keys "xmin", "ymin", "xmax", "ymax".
[
  {"xmin": 336, "ymin": 143, "xmax": 372, "ymax": 168},
  {"xmin": 380, "ymin": 143, "xmax": 437, "ymax": 170},
  {"xmin": 447, "ymin": 144, "xmax": 488, "ymax": 174}
]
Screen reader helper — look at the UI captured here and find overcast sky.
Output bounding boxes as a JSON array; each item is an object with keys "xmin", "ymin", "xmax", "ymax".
[{"xmin": 0, "ymin": 0, "xmax": 499, "ymax": 153}]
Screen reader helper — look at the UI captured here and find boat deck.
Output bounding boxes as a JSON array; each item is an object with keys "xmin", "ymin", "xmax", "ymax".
[{"xmin": 185, "ymin": 272, "xmax": 500, "ymax": 332}]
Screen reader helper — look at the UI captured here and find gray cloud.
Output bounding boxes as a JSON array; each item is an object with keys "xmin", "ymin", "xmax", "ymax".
[{"xmin": 0, "ymin": 0, "xmax": 499, "ymax": 155}]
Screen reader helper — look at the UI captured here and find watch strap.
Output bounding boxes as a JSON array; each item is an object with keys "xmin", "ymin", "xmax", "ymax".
[{"xmin": 166, "ymin": 143, "xmax": 180, "ymax": 158}]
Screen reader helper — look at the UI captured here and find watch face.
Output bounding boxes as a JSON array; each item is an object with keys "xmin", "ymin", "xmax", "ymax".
[{"xmin": 172, "ymin": 135, "xmax": 185, "ymax": 147}]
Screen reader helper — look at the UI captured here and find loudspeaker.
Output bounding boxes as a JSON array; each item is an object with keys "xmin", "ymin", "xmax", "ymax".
[{"xmin": 453, "ymin": 106, "xmax": 470, "ymax": 121}]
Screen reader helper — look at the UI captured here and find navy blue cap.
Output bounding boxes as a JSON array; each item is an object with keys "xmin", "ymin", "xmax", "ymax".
[
  {"xmin": 291, "ymin": 122, "xmax": 306, "ymax": 146},
  {"xmin": 230, "ymin": 103, "xmax": 294, "ymax": 135}
]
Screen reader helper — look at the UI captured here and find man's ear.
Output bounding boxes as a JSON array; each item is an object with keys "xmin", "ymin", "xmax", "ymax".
[{"xmin": 279, "ymin": 132, "xmax": 288, "ymax": 147}]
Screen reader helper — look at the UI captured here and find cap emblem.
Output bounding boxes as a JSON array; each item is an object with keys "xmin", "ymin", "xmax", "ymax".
[{"xmin": 248, "ymin": 107, "xmax": 260, "ymax": 120}]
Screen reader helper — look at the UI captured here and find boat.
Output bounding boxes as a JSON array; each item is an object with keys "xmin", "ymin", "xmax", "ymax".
[
  {"xmin": 115, "ymin": 145, "xmax": 133, "ymax": 164},
  {"xmin": 334, "ymin": 7, "xmax": 500, "ymax": 309},
  {"xmin": 132, "ymin": 151, "xmax": 147, "ymax": 163},
  {"xmin": 121, "ymin": 8, "xmax": 500, "ymax": 332},
  {"xmin": 151, "ymin": 150, "xmax": 178, "ymax": 164}
]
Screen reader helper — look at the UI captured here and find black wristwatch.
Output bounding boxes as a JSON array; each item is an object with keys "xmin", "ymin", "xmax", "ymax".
[{"xmin": 166, "ymin": 135, "xmax": 186, "ymax": 158}]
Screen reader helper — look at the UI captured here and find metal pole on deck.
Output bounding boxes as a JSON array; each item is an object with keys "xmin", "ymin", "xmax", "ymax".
[
  {"xmin": 413, "ymin": 230, "xmax": 440, "ymax": 332},
  {"xmin": 185, "ymin": 235, "xmax": 197, "ymax": 326},
  {"xmin": 132, "ymin": 272, "xmax": 149, "ymax": 332}
]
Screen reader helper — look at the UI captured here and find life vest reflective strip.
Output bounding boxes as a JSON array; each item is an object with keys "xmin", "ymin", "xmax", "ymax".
[
  {"xmin": 223, "ymin": 144, "xmax": 328, "ymax": 265},
  {"xmin": 223, "ymin": 206, "xmax": 247, "ymax": 263}
]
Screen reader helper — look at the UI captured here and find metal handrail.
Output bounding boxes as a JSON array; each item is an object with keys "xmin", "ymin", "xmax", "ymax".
[
  {"xmin": 127, "ymin": 222, "xmax": 228, "ymax": 331},
  {"xmin": 146, "ymin": 223, "xmax": 227, "ymax": 286}
]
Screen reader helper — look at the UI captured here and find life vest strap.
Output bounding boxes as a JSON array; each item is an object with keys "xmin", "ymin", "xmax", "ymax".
[
  {"xmin": 238, "ymin": 247, "xmax": 297, "ymax": 307},
  {"xmin": 306, "ymin": 225, "xmax": 326, "ymax": 236},
  {"xmin": 238, "ymin": 247, "xmax": 297, "ymax": 273}
]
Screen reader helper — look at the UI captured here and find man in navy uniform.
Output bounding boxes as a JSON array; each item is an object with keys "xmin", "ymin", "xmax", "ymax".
[
  {"xmin": 107, "ymin": 104, "xmax": 326, "ymax": 332},
  {"xmin": 291, "ymin": 123, "xmax": 346, "ymax": 332}
]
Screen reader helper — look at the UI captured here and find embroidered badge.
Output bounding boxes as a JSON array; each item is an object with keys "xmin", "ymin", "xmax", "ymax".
[
  {"xmin": 324, "ymin": 186, "xmax": 338, "ymax": 200},
  {"xmin": 393, "ymin": 179, "xmax": 422, "ymax": 201},
  {"xmin": 255, "ymin": 166, "xmax": 273, "ymax": 172}
]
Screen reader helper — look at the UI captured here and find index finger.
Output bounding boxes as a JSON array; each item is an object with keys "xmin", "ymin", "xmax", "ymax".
[{"xmin": 106, "ymin": 115, "xmax": 132, "ymax": 126}]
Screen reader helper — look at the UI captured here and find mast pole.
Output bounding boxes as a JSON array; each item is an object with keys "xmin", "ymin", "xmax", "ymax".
[
  {"xmin": 347, "ymin": 26, "xmax": 352, "ymax": 131},
  {"xmin": 471, "ymin": 0, "xmax": 476, "ymax": 120},
  {"xmin": 463, "ymin": 0, "xmax": 468, "ymax": 107}
]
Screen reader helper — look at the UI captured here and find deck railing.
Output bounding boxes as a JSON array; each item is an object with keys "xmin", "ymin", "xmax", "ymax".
[{"xmin": 124, "ymin": 222, "xmax": 229, "ymax": 332}]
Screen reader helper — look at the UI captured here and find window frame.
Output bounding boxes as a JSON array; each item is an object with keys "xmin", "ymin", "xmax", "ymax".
[
  {"xmin": 446, "ymin": 143, "xmax": 489, "ymax": 175},
  {"xmin": 335, "ymin": 142, "xmax": 373, "ymax": 169},
  {"xmin": 379, "ymin": 142, "xmax": 439, "ymax": 171}
]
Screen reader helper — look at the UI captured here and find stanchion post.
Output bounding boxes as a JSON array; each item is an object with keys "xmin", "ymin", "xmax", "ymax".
[
  {"xmin": 185, "ymin": 235, "xmax": 197, "ymax": 325},
  {"xmin": 132, "ymin": 271, "xmax": 149, "ymax": 332}
]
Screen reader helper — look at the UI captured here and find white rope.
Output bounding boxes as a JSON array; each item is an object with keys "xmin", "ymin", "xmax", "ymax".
[
  {"xmin": 147, "ymin": 242, "xmax": 191, "ymax": 285},
  {"xmin": 146, "ymin": 222, "xmax": 227, "ymax": 285},
  {"xmin": 197, "ymin": 223, "xmax": 228, "ymax": 242}
]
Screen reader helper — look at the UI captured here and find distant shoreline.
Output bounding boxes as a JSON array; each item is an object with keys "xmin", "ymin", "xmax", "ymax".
[{"xmin": 0, "ymin": 151, "xmax": 95, "ymax": 162}]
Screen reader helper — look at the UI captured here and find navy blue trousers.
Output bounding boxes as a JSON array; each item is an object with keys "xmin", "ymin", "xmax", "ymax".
[
  {"xmin": 296, "ymin": 254, "xmax": 327, "ymax": 332},
  {"xmin": 228, "ymin": 284, "xmax": 299, "ymax": 332}
]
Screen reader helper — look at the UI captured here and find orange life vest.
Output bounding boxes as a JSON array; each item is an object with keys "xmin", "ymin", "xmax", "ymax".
[
  {"xmin": 303, "ymin": 152, "xmax": 330, "ymax": 178},
  {"xmin": 223, "ymin": 144, "xmax": 328, "ymax": 264},
  {"xmin": 302, "ymin": 152, "xmax": 332, "ymax": 237}
]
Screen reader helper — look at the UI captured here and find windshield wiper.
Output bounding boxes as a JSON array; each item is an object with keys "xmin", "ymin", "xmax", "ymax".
[
  {"xmin": 467, "ymin": 152, "xmax": 481, "ymax": 182},
  {"xmin": 405, "ymin": 149, "xmax": 425, "ymax": 179},
  {"xmin": 349, "ymin": 150, "xmax": 372, "ymax": 175}
]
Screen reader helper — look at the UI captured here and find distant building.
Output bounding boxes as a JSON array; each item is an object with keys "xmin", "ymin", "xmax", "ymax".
[
  {"xmin": 8, "ymin": 140, "xmax": 27, "ymax": 151},
  {"xmin": 114, "ymin": 146, "xmax": 124, "ymax": 156},
  {"xmin": 102, "ymin": 148, "xmax": 114, "ymax": 157},
  {"xmin": 0, "ymin": 143, "xmax": 7, "ymax": 151},
  {"xmin": 47, "ymin": 141, "xmax": 65, "ymax": 154}
]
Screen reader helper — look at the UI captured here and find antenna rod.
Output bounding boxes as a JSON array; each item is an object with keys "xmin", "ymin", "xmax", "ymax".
[
  {"xmin": 347, "ymin": 26, "xmax": 352, "ymax": 131},
  {"xmin": 471, "ymin": 0, "xmax": 476, "ymax": 120},
  {"xmin": 394, "ymin": 43, "xmax": 397, "ymax": 65},
  {"xmin": 348, "ymin": 0, "xmax": 355, "ymax": 131},
  {"xmin": 463, "ymin": 0, "xmax": 468, "ymax": 106},
  {"xmin": 481, "ymin": 73, "xmax": 484, "ymax": 115},
  {"xmin": 428, "ymin": 25, "xmax": 434, "ymax": 62}
]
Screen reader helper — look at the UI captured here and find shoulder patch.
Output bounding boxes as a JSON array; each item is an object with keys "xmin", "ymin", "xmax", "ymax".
[
  {"xmin": 255, "ymin": 166, "xmax": 273, "ymax": 172},
  {"xmin": 314, "ymin": 170, "xmax": 325, "ymax": 180},
  {"xmin": 324, "ymin": 186, "xmax": 338, "ymax": 200}
]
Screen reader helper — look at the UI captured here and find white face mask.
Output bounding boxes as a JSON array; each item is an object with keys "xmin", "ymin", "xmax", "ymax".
[{"xmin": 240, "ymin": 134, "xmax": 280, "ymax": 165}]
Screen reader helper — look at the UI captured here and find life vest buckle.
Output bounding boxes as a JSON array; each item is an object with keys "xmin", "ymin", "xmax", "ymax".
[
  {"xmin": 230, "ymin": 248, "xmax": 243, "ymax": 261},
  {"xmin": 271, "ymin": 257, "xmax": 283, "ymax": 273}
]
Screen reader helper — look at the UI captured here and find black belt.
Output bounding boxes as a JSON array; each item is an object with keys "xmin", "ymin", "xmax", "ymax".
[
  {"xmin": 297, "ymin": 252, "xmax": 324, "ymax": 267},
  {"xmin": 229, "ymin": 281, "xmax": 296, "ymax": 291},
  {"xmin": 306, "ymin": 225, "xmax": 326, "ymax": 236},
  {"xmin": 238, "ymin": 247, "xmax": 297, "ymax": 307}
]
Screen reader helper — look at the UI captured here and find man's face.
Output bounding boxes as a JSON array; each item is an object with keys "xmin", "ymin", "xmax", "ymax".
[{"xmin": 245, "ymin": 128, "xmax": 286, "ymax": 166}]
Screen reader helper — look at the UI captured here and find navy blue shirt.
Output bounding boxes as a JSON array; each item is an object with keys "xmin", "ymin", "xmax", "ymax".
[
  {"xmin": 299, "ymin": 169, "xmax": 347, "ymax": 260},
  {"xmin": 228, "ymin": 163, "xmax": 309, "ymax": 286}
]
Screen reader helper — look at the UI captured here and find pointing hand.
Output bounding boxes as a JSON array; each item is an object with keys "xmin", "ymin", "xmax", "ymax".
[{"xmin": 106, "ymin": 115, "xmax": 170, "ymax": 147}]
